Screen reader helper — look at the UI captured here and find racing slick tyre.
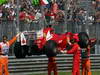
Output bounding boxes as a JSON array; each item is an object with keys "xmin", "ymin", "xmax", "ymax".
[
  {"xmin": 28, "ymin": 40, "xmax": 44, "ymax": 55},
  {"xmin": 78, "ymin": 32, "xmax": 89, "ymax": 48},
  {"xmin": 14, "ymin": 42, "xmax": 28, "ymax": 58},
  {"xmin": 44, "ymin": 40, "xmax": 57, "ymax": 57},
  {"xmin": 29, "ymin": 44, "xmax": 42, "ymax": 55}
]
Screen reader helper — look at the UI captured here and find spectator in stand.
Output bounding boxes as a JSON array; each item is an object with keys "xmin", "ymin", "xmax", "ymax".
[
  {"xmin": 74, "ymin": 8, "xmax": 86, "ymax": 32},
  {"xmin": 92, "ymin": 0, "xmax": 100, "ymax": 23},
  {"xmin": 35, "ymin": 9, "xmax": 42, "ymax": 21},
  {"xmin": 10, "ymin": 0, "xmax": 15, "ymax": 4},
  {"xmin": 92, "ymin": 0, "xmax": 100, "ymax": 43},
  {"xmin": 25, "ymin": 9, "xmax": 35, "ymax": 23},
  {"xmin": 92, "ymin": 0, "xmax": 100, "ymax": 11},
  {"xmin": 8, "ymin": 8, "xmax": 15, "ymax": 20},
  {"xmin": 45, "ymin": 8, "xmax": 56, "ymax": 24},
  {"xmin": 55, "ymin": 10, "xmax": 65, "ymax": 22},
  {"xmin": 0, "ymin": 5, "xmax": 3, "ymax": 23},
  {"xmin": 58, "ymin": 0, "xmax": 65, "ymax": 10},
  {"xmin": 95, "ymin": 11, "xmax": 100, "ymax": 23},
  {"xmin": 51, "ymin": 0, "xmax": 59, "ymax": 14},
  {"xmin": 19, "ymin": 10, "xmax": 26, "ymax": 21},
  {"xmin": 2, "ymin": 7, "xmax": 9, "ymax": 20}
]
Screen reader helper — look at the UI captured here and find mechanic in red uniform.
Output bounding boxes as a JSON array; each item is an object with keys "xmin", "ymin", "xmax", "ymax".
[
  {"xmin": 48, "ymin": 56, "xmax": 58, "ymax": 75},
  {"xmin": 43, "ymin": 25, "xmax": 58, "ymax": 75},
  {"xmin": 47, "ymin": 32, "xmax": 73, "ymax": 75},
  {"xmin": 81, "ymin": 45, "xmax": 91, "ymax": 75},
  {"xmin": 0, "ymin": 33, "xmax": 20, "ymax": 75},
  {"xmin": 61, "ymin": 34, "xmax": 81, "ymax": 75},
  {"xmin": 81, "ymin": 38, "xmax": 96, "ymax": 75}
]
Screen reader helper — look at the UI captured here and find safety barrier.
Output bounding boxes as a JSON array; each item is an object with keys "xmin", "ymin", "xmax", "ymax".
[{"xmin": 8, "ymin": 54, "xmax": 100, "ymax": 75}]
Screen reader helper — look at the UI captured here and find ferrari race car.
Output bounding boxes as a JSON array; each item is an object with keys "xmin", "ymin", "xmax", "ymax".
[{"xmin": 14, "ymin": 27, "xmax": 96, "ymax": 58}]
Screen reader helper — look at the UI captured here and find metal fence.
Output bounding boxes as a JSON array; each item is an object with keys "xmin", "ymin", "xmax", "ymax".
[
  {"xmin": 9, "ymin": 54, "xmax": 100, "ymax": 75},
  {"xmin": 0, "ymin": 19, "xmax": 97, "ymax": 39},
  {"xmin": 0, "ymin": 18, "xmax": 100, "ymax": 55},
  {"xmin": 0, "ymin": 20, "xmax": 42, "ymax": 40},
  {"xmin": 1, "ymin": 18, "xmax": 100, "ymax": 52}
]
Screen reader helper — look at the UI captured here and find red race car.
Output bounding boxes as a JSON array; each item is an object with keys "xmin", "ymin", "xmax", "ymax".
[{"xmin": 14, "ymin": 27, "xmax": 96, "ymax": 58}]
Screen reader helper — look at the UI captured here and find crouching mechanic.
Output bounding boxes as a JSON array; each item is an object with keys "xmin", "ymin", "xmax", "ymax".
[
  {"xmin": 0, "ymin": 33, "xmax": 20, "ymax": 75},
  {"xmin": 61, "ymin": 34, "xmax": 81, "ymax": 75}
]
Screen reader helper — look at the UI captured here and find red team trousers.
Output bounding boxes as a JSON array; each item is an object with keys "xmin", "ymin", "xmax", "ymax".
[
  {"xmin": 48, "ymin": 57, "xmax": 58, "ymax": 75},
  {"xmin": 67, "ymin": 43, "xmax": 80, "ymax": 75}
]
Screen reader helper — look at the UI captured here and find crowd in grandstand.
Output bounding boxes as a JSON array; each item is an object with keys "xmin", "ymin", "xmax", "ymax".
[
  {"xmin": 0, "ymin": 0, "xmax": 64, "ymax": 23},
  {"xmin": 0, "ymin": 0, "xmax": 99, "ymax": 24},
  {"xmin": 92, "ymin": 0, "xmax": 100, "ymax": 23}
]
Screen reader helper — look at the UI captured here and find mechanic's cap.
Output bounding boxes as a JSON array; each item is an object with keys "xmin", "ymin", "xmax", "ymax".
[{"xmin": 73, "ymin": 33, "xmax": 79, "ymax": 42}]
